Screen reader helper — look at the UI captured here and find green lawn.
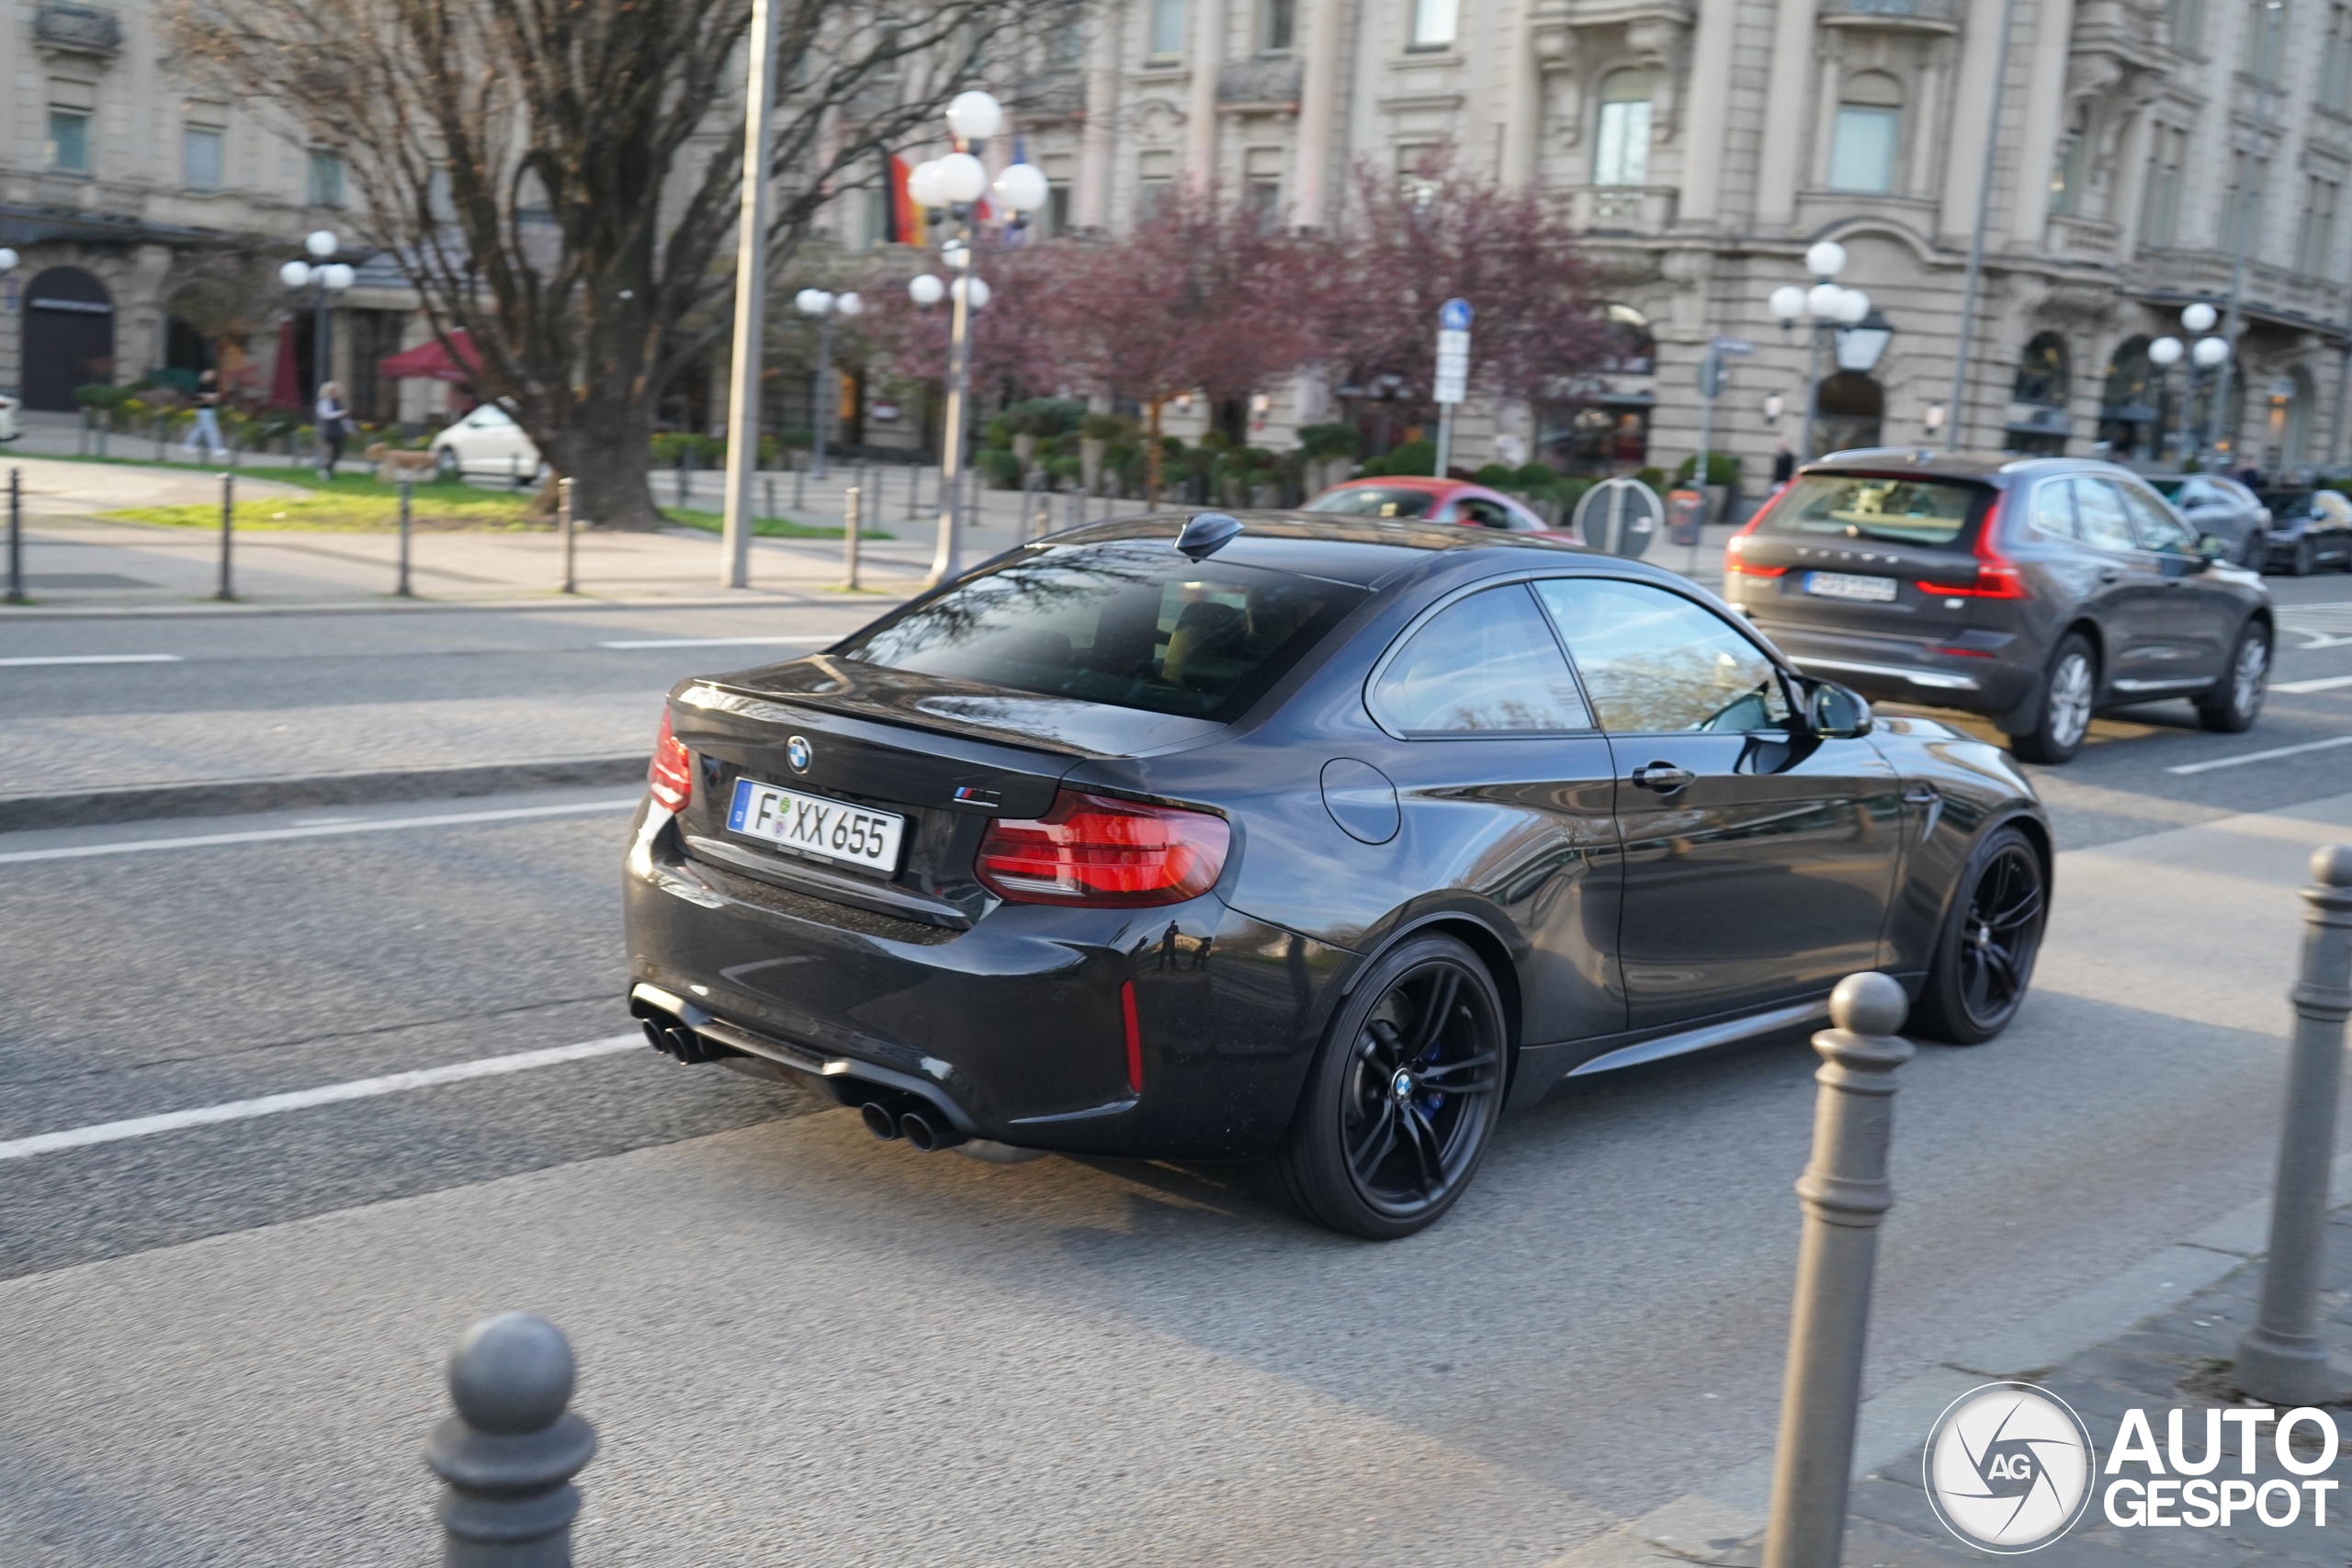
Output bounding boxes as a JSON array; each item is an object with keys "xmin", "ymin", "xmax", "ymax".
[
  {"xmin": 108, "ymin": 491, "xmax": 544, "ymax": 531},
  {"xmin": 660, "ymin": 504, "xmax": 889, "ymax": 540}
]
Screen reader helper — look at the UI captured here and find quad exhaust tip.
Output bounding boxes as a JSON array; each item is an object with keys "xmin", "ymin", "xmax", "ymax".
[
  {"xmin": 859, "ymin": 1101, "xmax": 902, "ymax": 1141},
  {"xmin": 898, "ymin": 1110, "xmax": 964, "ymax": 1153}
]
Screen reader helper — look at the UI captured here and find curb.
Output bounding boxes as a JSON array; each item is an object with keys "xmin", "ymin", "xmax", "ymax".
[{"xmin": 0, "ymin": 754, "xmax": 650, "ymax": 832}]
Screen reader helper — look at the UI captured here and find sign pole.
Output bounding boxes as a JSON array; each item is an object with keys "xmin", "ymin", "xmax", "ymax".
[{"xmin": 1432, "ymin": 299, "xmax": 1473, "ymax": 478}]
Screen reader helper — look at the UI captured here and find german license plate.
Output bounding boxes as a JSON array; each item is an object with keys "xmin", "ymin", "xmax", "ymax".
[
  {"xmin": 727, "ymin": 777, "xmax": 905, "ymax": 874},
  {"xmin": 1805, "ymin": 570, "xmax": 1898, "ymax": 603}
]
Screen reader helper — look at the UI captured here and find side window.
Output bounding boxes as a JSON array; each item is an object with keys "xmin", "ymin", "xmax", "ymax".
[
  {"xmin": 1534, "ymin": 577, "xmax": 1792, "ymax": 734},
  {"xmin": 1455, "ymin": 497, "xmax": 1515, "ymax": 530},
  {"xmin": 2068, "ymin": 478, "xmax": 2139, "ymax": 552},
  {"xmin": 2319, "ymin": 491, "xmax": 2352, "ymax": 521},
  {"xmin": 1371, "ymin": 585, "xmax": 1591, "ymax": 735},
  {"xmin": 2177, "ymin": 479, "xmax": 2221, "ymax": 510},
  {"xmin": 2117, "ymin": 481, "xmax": 2196, "ymax": 553},
  {"xmin": 2029, "ymin": 480, "xmax": 2079, "ymax": 540}
]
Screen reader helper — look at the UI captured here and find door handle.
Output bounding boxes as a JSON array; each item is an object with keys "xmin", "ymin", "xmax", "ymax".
[
  {"xmin": 2098, "ymin": 568, "xmax": 2122, "ymax": 582},
  {"xmin": 1631, "ymin": 762, "xmax": 1696, "ymax": 794}
]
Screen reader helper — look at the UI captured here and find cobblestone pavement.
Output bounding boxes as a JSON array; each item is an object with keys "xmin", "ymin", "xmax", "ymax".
[{"xmin": 1839, "ymin": 1209, "xmax": 2352, "ymax": 1568}]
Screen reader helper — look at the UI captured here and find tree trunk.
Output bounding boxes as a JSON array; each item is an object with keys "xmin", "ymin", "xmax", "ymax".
[
  {"xmin": 555, "ymin": 393, "xmax": 663, "ymax": 531},
  {"xmin": 1144, "ymin": 399, "xmax": 1166, "ymax": 511}
]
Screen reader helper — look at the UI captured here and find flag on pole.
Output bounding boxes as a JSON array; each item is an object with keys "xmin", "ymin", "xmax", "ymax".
[{"xmin": 888, "ymin": 154, "xmax": 923, "ymax": 247}]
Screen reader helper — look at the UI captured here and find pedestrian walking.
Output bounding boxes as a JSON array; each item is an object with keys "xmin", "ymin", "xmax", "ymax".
[
  {"xmin": 1770, "ymin": 437, "xmax": 1795, "ymax": 491},
  {"xmin": 314, "ymin": 381, "xmax": 352, "ymax": 478},
  {"xmin": 184, "ymin": 369, "xmax": 228, "ymax": 462}
]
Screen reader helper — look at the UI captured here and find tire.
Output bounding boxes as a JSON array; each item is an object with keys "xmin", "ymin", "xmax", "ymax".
[
  {"xmin": 2197, "ymin": 619, "xmax": 2270, "ymax": 733},
  {"xmin": 2290, "ymin": 537, "xmax": 2315, "ymax": 576},
  {"xmin": 2010, "ymin": 633, "xmax": 2097, "ymax": 765},
  {"xmin": 434, "ymin": 446, "xmax": 461, "ymax": 483},
  {"xmin": 1910, "ymin": 825, "xmax": 2048, "ymax": 1044},
  {"xmin": 1275, "ymin": 933, "xmax": 1507, "ymax": 1239}
]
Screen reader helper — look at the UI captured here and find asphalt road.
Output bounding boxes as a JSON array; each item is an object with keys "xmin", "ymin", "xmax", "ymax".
[{"xmin": 4, "ymin": 575, "xmax": 2352, "ymax": 1563}]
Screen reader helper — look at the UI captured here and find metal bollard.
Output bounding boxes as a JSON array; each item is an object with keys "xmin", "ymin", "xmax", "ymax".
[
  {"xmin": 396, "ymin": 480, "xmax": 414, "ymax": 598},
  {"xmin": 763, "ymin": 476, "xmax": 775, "ymax": 523},
  {"xmin": 1761, "ymin": 972, "xmax": 1915, "ymax": 1568},
  {"xmin": 6, "ymin": 468, "xmax": 22, "ymax": 604},
  {"xmin": 2233, "ymin": 844, "xmax": 2352, "ymax": 1404},
  {"xmin": 907, "ymin": 464, "xmax": 922, "ymax": 522},
  {"xmin": 215, "ymin": 472, "xmax": 235, "ymax": 601},
  {"xmin": 842, "ymin": 484, "xmax": 861, "ymax": 590},
  {"xmin": 425, "ymin": 1312, "xmax": 596, "ymax": 1568},
  {"xmin": 794, "ymin": 460, "xmax": 805, "ymax": 513},
  {"xmin": 677, "ymin": 446, "xmax": 692, "ymax": 508},
  {"xmin": 558, "ymin": 477, "xmax": 577, "ymax": 595}
]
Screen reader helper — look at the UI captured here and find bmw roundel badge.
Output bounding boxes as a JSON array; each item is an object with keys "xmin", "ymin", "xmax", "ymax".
[{"xmin": 786, "ymin": 735, "xmax": 812, "ymax": 773}]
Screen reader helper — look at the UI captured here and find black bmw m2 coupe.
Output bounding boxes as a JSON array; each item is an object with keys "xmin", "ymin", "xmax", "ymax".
[{"xmin": 624, "ymin": 513, "xmax": 2051, "ymax": 1237}]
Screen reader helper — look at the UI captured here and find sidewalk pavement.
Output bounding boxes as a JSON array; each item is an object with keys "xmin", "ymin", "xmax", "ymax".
[{"xmin": 1, "ymin": 452, "xmax": 1736, "ymax": 612}]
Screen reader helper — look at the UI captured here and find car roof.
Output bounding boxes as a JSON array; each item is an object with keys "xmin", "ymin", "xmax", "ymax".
[
  {"xmin": 1802, "ymin": 449, "xmax": 2162, "ymax": 486},
  {"xmin": 1327, "ymin": 475, "xmax": 1461, "ymax": 492},
  {"xmin": 1029, "ymin": 510, "xmax": 1589, "ymax": 587}
]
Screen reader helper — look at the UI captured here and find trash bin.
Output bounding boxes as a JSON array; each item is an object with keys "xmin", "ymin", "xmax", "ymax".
[{"xmin": 1667, "ymin": 487, "xmax": 1708, "ymax": 547}]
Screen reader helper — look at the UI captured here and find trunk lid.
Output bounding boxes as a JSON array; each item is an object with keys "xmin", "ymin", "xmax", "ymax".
[{"xmin": 1738, "ymin": 471, "xmax": 1997, "ymax": 642}]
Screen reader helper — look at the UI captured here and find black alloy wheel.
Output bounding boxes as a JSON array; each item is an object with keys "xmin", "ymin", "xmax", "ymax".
[
  {"xmin": 2197, "ymin": 619, "xmax": 2270, "ymax": 733},
  {"xmin": 1276, "ymin": 933, "xmax": 1506, "ymax": 1239},
  {"xmin": 1911, "ymin": 826, "xmax": 2048, "ymax": 1044}
]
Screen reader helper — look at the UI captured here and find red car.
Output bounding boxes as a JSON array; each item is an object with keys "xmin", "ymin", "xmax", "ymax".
[{"xmin": 1302, "ymin": 476, "xmax": 1576, "ymax": 539}]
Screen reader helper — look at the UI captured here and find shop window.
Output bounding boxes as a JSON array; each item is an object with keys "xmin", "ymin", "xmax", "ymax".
[
  {"xmin": 1598, "ymin": 303, "xmax": 1655, "ymax": 375},
  {"xmin": 2014, "ymin": 332, "xmax": 2070, "ymax": 407},
  {"xmin": 1815, "ymin": 372, "xmax": 1884, "ymax": 455}
]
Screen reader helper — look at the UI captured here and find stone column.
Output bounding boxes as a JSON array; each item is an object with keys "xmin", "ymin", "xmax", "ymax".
[
  {"xmin": 1679, "ymin": 0, "xmax": 1741, "ymax": 225},
  {"xmin": 1757, "ymin": 0, "xmax": 1821, "ymax": 228},
  {"xmin": 1940, "ymin": 0, "xmax": 2012, "ymax": 246},
  {"xmin": 1076, "ymin": 6, "xmax": 1118, "ymax": 230},
  {"xmin": 1293, "ymin": 0, "xmax": 1350, "ymax": 222},
  {"xmin": 2007, "ymin": 0, "xmax": 2080, "ymax": 245},
  {"xmin": 1811, "ymin": 40, "xmax": 1846, "ymax": 192},
  {"xmin": 1187, "ymin": 0, "xmax": 1229, "ymax": 188},
  {"xmin": 1498, "ymin": 0, "xmax": 1545, "ymax": 189}
]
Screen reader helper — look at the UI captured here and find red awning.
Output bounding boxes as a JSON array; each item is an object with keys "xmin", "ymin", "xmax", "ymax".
[{"xmin": 379, "ymin": 329, "xmax": 480, "ymax": 384}]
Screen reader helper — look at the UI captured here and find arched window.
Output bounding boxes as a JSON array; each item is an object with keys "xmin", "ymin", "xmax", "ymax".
[
  {"xmin": 1815, "ymin": 371, "xmax": 1883, "ymax": 455},
  {"xmin": 1593, "ymin": 72, "xmax": 1655, "ymax": 186},
  {"xmin": 1598, "ymin": 303, "xmax": 1655, "ymax": 374},
  {"xmin": 2014, "ymin": 332, "xmax": 2070, "ymax": 407},
  {"xmin": 2098, "ymin": 335, "xmax": 2162, "ymax": 459},
  {"xmin": 1828, "ymin": 72, "xmax": 1904, "ymax": 194}
]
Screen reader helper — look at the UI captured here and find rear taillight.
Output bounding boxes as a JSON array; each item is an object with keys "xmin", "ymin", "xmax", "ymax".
[
  {"xmin": 1917, "ymin": 495, "xmax": 2030, "ymax": 599},
  {"xmin": 649, "ymin": 712, "xmax": 693, "ymax": 811},
  {"xmin": 976, "ymin": 790, "xmax": 1230, "ymax": 908},
  {"xmin": 1727, "ymin": 558, "xmax": 1788, "ymax": 577},
  {"xmin": 1724, "ymin": 486, "xmax": 1787, "ymax": 576}
]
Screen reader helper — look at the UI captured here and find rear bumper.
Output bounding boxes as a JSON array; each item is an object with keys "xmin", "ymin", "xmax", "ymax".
[
  {"xmin": 1756, "ymin": 622, "xmax": 2041, "ymax": 717},
  {"xmin": 621, "ymin": 804, "xmax": 1346, "ymax": 1159}
]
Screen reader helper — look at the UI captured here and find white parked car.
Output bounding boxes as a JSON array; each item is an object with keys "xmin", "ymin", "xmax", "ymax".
[
  {"xmin": 0, "ymin": 393, "xmax": 19, "ymax": 444},
  {"xmin": 431, "ymin": 401, "xmax": 543, "ymax": 482}
]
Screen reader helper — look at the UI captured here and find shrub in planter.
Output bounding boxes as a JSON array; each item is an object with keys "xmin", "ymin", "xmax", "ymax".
[
  {"xmin": 977, "ymin": 446, "xmax": 1023, "ymax": 489},
  {"xmin": 1357, "ymin": 438, "xmax": 1436, "ymax": 479},
  {"xmin": 1674, "ymin": 452, "xmax": 1743, "ymax": 487}
]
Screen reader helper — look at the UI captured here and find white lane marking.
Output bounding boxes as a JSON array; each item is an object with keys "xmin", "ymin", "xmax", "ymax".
[
  {"xmin": 0, "ymin": 653, "xmax": 182, "ymax": 667},
  {"xmin": 598, "ymin": 636, "xmax": 836, "ymax": 649},
  {"xmin": 2165, "ymin": 733, "xmax": 2352, "ymax": 774},
  {"xmin": 0, "ymin": 796, "xmax": 641, "ymax": 864},
  {"xmin": 0, "ymin": 1034, "xmax": 644, "ymax": 1162},
  {"xmin": 2273, "ymin": 672, "xmax": 2352, "ymax": 694}
]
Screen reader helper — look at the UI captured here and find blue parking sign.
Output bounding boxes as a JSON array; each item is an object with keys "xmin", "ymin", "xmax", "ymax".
[{"xmin": 1439, "ymin": 298, "xmax": 1473, "ymax": 332}]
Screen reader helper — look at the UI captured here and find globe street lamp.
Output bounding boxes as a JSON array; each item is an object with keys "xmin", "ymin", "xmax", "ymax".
[
  {"xmin": 795, "ymin": 288, "xmax": 863, "ymax": 480},
  {"xmin": 2147, "ymin": 333, "xmax": 2184, "ymax": 465},
  {"xmin": 279, "ymin": 230, "xmax": 353, "ymax": 468},
  {"xmin": 901, "ymin": 90, "xmax": 1047, "ymax": 587},
  {"xmin": 1768, "ymin": 243, "xmax": 1871, "ymax": 462}
]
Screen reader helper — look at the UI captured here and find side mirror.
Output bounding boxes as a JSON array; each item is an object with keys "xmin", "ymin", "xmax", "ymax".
[{"xmin": 1807, "ymin": 680, "xmax": 1872, "ymax": 739}]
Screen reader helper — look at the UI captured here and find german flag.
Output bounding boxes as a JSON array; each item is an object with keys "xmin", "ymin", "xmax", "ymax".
[{"xmin": 887, "ymin": 153, "xmax": 923, "ymax": 247}]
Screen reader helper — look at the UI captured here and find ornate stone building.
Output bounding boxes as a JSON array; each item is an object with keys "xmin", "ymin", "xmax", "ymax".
[
  {"xmin": 983, "ymin": 0, "xmax": 2352, "ymax": 479},
  {"xmin": 0, "ymin": 0, "xmax": 424, "ymax": 418}
]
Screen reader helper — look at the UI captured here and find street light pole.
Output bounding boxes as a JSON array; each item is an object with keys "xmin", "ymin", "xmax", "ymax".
[
  {"xmin": 1768, "ymin": 244, "xmax": 1869, "ymax": 464},
  {"xmin": 932, "ymin": 246, "xmax": 976, "ymax": 586},
  {"xmin": 719, "ymin": 0, "xmax": 782, "ymax": 590}
]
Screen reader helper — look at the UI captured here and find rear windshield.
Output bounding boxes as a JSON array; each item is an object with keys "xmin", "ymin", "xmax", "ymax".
[
  {"xmin": 1758, "ymin": 473, "xmax": 1990, "ymax": 547},
  {"xmin": 836, "ymin": 541, "xmax": 1362, "ymax": 721},
  {"xmin": 1304, "ymin": 486, "xmax": 1438, "ymax": 518}
]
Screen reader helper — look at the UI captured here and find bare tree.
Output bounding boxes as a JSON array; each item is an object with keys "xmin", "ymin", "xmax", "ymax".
[{"xmin": 164, "ymin": 0, "xmax": 1062, "ymax": 526}]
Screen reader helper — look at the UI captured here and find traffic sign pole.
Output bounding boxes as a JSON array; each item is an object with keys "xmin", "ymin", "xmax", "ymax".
[{"xmin": 1432, "ymin": 300, "xmax": 1472, "ymax": 478}]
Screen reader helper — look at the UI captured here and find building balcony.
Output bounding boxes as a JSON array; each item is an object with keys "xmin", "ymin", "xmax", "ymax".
[
  {"xmin": 1818, "ymin": 0, "xmax": 1957, "ymax": 25},
  {"xmin": 1560, "ymin": 184, "xmax": 1679, "ymax": 233},
  {"xmin": 1219, "ymin": 58, "xmax": 1303, "ymax": 111},
  {"xmin": 32, "ymin": 1, "xmax": 121, "ymax": 56},
  {"xmin": 2046, "ymin": 213, "xmax": 2123, "ymax": 263}
]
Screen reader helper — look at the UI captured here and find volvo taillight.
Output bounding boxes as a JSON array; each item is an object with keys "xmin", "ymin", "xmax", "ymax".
[
  {"xmin": 976, "ymin": 791, "xmax": 1230, "ymax": 908},
  {"xmin": 649, "ymin": 712, "xmax": 693, "ymax": 811},
  {"xmin": 1917, "ymin": 495, "xmax": 2030, "ymax": 599}
]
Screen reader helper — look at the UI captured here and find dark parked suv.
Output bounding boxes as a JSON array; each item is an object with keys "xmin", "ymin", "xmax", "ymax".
[{"xmin": 1725, "ymin": 451, "xmax": 2274, "ymax": 762}]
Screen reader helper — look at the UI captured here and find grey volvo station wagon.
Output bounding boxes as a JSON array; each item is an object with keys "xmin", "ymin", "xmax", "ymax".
[{"xmin": 1724, "ymin": 451, "xmax": 2274, "ymax": 763}]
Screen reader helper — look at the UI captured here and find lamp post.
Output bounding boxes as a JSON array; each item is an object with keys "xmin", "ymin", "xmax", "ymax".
[
  {"xmin": 794, "ymin": 288, "xmax": 864, "ymax": 480},
  {"xmin": 1768, "ymin": 243, "xmax": 1871, "ymax": 463},
  {"xmin": 2193, "ymin": 330, "xmax": 2233, "ymax": 468},
  {"xmin": 904, "ymin": 90, "xmax": 1047, "ymax": 587},
  {"xmin": 278, "ymin": 231, "xmax": 353, "ymax": 471},
  {"xmin": 719, "ymin": 0, "xmax": 784, "ymax": 589},
  {"xmin": 2147, "ymin": 333, "xmax": 2184, "ymax": 465}
]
